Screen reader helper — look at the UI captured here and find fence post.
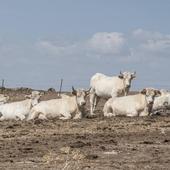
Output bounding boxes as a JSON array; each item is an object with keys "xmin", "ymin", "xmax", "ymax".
[
  {"xmin": 1, "ymin": 79, "xmax": 5, "ymax": 93},
  {"xmin": 2, "ymin": 79, "xmax": 4, "ymax": 88},
  {"xmin": 58, "ymin": 79, "xmax": 63, "ymax": 97}
]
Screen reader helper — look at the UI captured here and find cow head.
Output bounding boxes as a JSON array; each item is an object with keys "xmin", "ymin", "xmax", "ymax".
[
  {"xmin": 72, "ymin": 86, "xmax": 90, "ymax": 107},
  {"xmin": 141, "ymin": 88, "xmax": 161, "ymax": 105},
  {"xmin": 119, "ymin": 71, "xmax": 136, "ymax": 90},
  {"xmin": 25, "ymin": 91, "xmax": 44, "ymax": 106}
]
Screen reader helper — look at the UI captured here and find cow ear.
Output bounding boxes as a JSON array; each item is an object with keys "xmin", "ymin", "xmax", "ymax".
[
  {"xmin": 72, "ymin": 86, "xmax": 77, "ymax": 95},
  {"xmin": 118, "ymin": 75, "xmax": 124, "ymax": 79},
  {"xmin": 132, "ymin": 72, "xmax": 136, "ymax": 79},
  {"xmin": 141, "ymin": 88, "xmax": 146, "ymax": 94},
  {"xmin": 155, "ymin": 90, "xmax": 161, "ymax": 97}
]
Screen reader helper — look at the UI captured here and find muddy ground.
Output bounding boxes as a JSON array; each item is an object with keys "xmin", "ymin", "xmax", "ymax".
[{"xmin": 0, "ymin": 88, "xmax": 170, "ymax": 170}]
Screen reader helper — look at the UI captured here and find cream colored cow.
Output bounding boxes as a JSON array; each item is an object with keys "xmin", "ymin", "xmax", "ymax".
[
  {"xmin": 27, "ymin": 87, "xmax": 90, "ymax": 120},
  {"xmin": 0, "ymin": 91, "xmax": 42, "ymax": 121},
  {"xmin": 90, "ymin": 71, "xmax": 136, "ymax": 115},
  {"xmin": 103, "ymin": 88, "xmax": 161, "ymax": 117}
]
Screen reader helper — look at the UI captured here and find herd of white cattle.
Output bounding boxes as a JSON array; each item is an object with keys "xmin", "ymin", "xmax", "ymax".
[{"xmin": 0, "ymin": 71, "xmax": 169, "ymax": 121}]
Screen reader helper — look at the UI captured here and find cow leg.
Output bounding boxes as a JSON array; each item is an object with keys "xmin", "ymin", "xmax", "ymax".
[
  {"xmin": 104, "ymin": 112, "xmax": 116, "ymax": 117},
  {"xmin": 139, "ymin": 107, "xmax": 150, "ymax": 116},
  {"xmin": 139, "ymin": 111, "xmax": 149, "ymax": 117},
  {"xmin": 73, "ymin": 112, "xmax": 82, "ymax": 119},
  {"xmin": 16, "ymin": 114, "xmax": 26, "ymax": 121},
  {"xmin": 0, "ymin": 116, "xmax": 5, "ymax": 121},
  {"xmin": 94, "ymin": 95, "xmax": 99, "ymax": 110},
  {"xmin": 27, "ymin": 111, "xmax": 39, "ymax": 120},
  {"xmin": 103, "ymin": 98, "xmax": 114, "ymax": 117},
  {"xmin": 103, "ymin": 105, "xmax": 116, "ymax": 117},
  {"xmin": 59, "ymin": 113, "xmax": 71, "ymax": 120},
  {"xmin": 90, "ymin": 92, "xmax": 97, "ymax": 115},
  {"xmin": 38, "ymin": 114, "xmax": 47, "ymax": 120},
  {"xmin": 127, "ymin": 111, "xmax": 138, "ymax": 117}
]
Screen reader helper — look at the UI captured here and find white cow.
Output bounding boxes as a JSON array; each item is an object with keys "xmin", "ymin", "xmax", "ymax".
[
  {"xmin": 0, "ymin": 91, "xmax": 42, "ymax": 121},
  {"xmin": 0, "ymin": 94, "xmax": 9, "ymax": 105},
  {"xmin": 90, "ymin": 71, "xmax": 136, "ymax": 115},
  {"xmin": 152, "ymin": 89, "xmax": 170, "ymax": 114},
  {"xmin": 27, "ymin": 87, "xmax": 90, "ymax": 120},
  {"xmin": 103, "ymin": 88, "xmax": 161, "ymax": 117}
]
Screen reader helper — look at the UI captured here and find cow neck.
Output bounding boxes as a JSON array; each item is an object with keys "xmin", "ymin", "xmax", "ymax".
[
  {"xmin": 122, "ymin": 79, "xmax": 126, "ymax": 96},
  {"xmin": 74, "ymin": 95, "xmax": 82, "ymax": 111},
  {"xmin": 30, "ymin": 98, "xmax": 38, "ymax": 108},
  {"xmin": 143, "ymin": 94, "xmax": 152, "ymax": 109},
  {"xmin": 143, "ymin": 94, "xmax": 147, "ymax": 106},
  {"xmin": 71, "ymin": 95, "xmax": 78, "ymax": 106}
]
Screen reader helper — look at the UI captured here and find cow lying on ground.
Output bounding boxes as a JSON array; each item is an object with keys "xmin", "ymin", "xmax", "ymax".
[
  {"xmin": 0, "ymin": 91, "xmax": 42, "ymax": 121},
  {"xmin": 27, "ymin": 87, "xmax": 90, "ymax": 120},
  {"xmin": 0, "ymin": 94, "xmax": 9, "ymax": 105},
  {"xmin": 89, "ymin": 71, "xmax": 136, "ymax": 115},
  {"xmin": 103, "ymin": 88, "xmax": 161, "ymax": 117},
  {"xmin": 152, "ymin": 89, "xmax": 170, "ymax": 114}
]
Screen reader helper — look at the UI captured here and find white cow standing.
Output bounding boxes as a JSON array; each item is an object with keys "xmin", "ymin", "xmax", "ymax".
[
  {"xmin": 27, "ymin": 87, "xmax": 90, "ymax": 120},
  {"xmin": 103, "ymin": 88, "xmax": 161, "ymax": 117},
  {"xmin": 0, "ymin": 91, "xmax": 42, "ymax": 121},
  {"xmin": 89, "ymin": 71, "xmax": 136, "ymax": 115},
  {"xmin": 0, "ymin": 94, "xmax": 9, "ymax": 105}
]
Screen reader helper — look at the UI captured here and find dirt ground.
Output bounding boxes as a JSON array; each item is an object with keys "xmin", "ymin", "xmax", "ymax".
[{"xmin": 0, "ymin": 88, "xmax": 170, "ymax": 170}]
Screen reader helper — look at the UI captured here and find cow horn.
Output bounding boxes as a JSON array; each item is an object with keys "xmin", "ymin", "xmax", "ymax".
[
  {"xmin": 85, "ymin": 88, "xmax": 91, "ymax": 95},
  {"xmin": 72, "ymin": 86, "xmax": 77, "ymax": 95},
  {"xmin": 119, "ymin": 71, "xmax": 124, "ymax": 79}
]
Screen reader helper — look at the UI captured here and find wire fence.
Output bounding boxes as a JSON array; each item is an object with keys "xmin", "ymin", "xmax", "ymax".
[{"xmin": 0, "ymin": 78, "xmax": 170, "ymax": 91}]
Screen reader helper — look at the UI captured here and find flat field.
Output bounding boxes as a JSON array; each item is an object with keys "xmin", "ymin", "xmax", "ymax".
[{"xmin": 0, "ymin": 88, "xmax": 169, "ymax": 170}]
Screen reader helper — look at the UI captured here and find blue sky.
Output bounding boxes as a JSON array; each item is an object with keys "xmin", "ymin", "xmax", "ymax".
[{"xmin": 0, "ymin": 0, "xmax": 170, "ymax": 90}]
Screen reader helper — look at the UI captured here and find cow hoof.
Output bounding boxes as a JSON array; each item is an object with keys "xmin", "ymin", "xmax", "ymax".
[
  {"xmin": 73, "ymin": 116, "xmax": 81, "ymax": 120},
  {"xmin": 86, "ymin": 113, "xmax": 97, "ymax": 119}
]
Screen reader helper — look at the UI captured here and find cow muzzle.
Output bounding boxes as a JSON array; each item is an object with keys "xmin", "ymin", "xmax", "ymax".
[
  {"xmin": 80, "ymin": 101, "xmax": 86, "ymax": 106},
  {"xmin": 148, "ymin": 101, "xmax": 154, "ymax": 105},
  {"xmin": 126, "ymin": 85, "xmax": 131, "ymax": 88}
]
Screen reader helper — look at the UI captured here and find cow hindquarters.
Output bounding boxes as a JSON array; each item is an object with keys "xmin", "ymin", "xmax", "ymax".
[{"xmin": 103, "ymin": 100, "xmax": 115, "ymax": 117}]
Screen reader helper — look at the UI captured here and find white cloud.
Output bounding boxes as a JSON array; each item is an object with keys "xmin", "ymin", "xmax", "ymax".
[
  {"xmin": 35, "ymin": 29, "xmax": 170, "ymax": 66},
  {"xmin": 132, "ymin": 28, "xmax": 170, "ymax": 51},
  {"xmin": 132, "ymin": 28, "xmax": 164, "ymax": 41},
  {"xmin": 87, "ymin": 32, "xmax": 126, "ymax": 54},
  {"xmin": 36, "ymin": 40, "xmax": 78, "ymax": 56},
  {"xmin": 141, "ymin": 39, "xmax": 170, "ymax": 52},
  {"xmin": 36, "ymin": 32, "xmax": 126, "ymax": 58}
]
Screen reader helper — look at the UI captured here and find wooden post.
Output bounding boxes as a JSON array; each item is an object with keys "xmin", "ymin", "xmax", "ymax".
[
  {"xmin": 58, "ymin": 79, "xmax": 63, "ymax": 97},
  {"xmin": 1, "ymin": 79, "xmax": 5, "ymax": 93},
  {"xmin": 2, "ymin": 79, "xmax": 4, "ymax": 88}
]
